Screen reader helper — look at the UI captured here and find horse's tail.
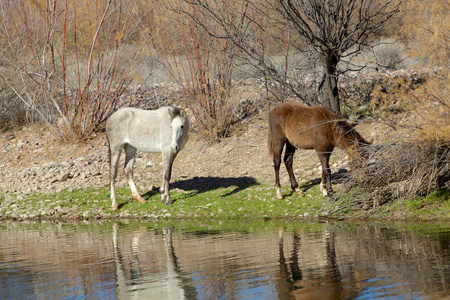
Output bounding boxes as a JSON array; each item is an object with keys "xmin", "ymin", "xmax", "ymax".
[
  {"xmin": 268, "ymin": 121, "xmax": 274, "ymax": 158},
  {"xmin": 106, "ymin": 134, "xmax": 111, "ymax": 165}
]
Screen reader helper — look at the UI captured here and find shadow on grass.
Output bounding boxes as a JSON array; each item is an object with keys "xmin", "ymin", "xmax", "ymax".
[
  {"xmin": 117, "ymin": 202, "xmax": 128, "ymax": 210},
  {"xmin": 142, "ymin": 176, "xmax": 259, "ymax": 200},
  {"xmin": 299, "ymin": 170, "xmax": 348, "ymax": 192}
]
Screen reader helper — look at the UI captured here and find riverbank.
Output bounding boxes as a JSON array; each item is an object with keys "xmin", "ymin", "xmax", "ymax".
[{"xmin": 1, "ymin": 178, "xmax": 450, "ymax": 222}]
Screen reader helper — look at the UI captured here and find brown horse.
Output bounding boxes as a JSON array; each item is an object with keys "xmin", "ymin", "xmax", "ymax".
[{"xmin": 268, "ymin": 102, "xmax": 371, "ymax": 200}]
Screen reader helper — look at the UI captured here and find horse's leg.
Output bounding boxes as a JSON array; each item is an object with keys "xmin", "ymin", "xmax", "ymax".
[
  {"xmin": 161, "ymin": 151, "xmax": 176, "ymax": 205},
  {"xmin": 124, "ymin": 144, "xmax": 147, "ymax": 204},
  {"xmin": 109, "ymin": 144, "xmax": 122, "ymax": 210},
  {"xmin": 317, "ymin": 150, "xmax": 334, "ymax": 201},
  {"xmin": 271, "ymin": 139, "xmax": 285, "ymax": 200},
  {"xmin": 284, "ymin": 142, "xmax": 304, "ymax": 197}
]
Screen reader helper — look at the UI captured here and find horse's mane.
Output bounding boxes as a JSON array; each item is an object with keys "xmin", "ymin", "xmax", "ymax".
[{"xmin": 168, "ymin": 106, "xmax": 186, "ymax": 119}]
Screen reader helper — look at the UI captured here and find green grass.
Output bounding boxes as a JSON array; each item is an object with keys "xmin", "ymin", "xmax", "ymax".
[
  {"xmin": 404, "ymin": 188, "xmax": 450, "ymax": 217},
  {"xmin": 0, "ymin": 179, "xmax": 330, "ymax": 221},
  {"xmin": 2, "ymin": 181, "xmax": 450, "ymax": 221},
  {"xmin": 111, "ymin": 181, "xmax": 327, "ymax": 220}
]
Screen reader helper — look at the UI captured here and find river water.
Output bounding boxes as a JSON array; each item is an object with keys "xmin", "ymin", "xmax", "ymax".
[{"xmin": 1, "ymin": 220, "xmax": 449, "ymax": 299}]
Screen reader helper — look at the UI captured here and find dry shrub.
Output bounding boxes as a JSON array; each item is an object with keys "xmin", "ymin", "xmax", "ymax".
[
  {"xmin": 341, "ymin": 70, "xmax": 450, "ymax": 206},
  {"xmin": 149, "ymin": 1, "xmax": 246, "ymax": 143},
  {"xmin": 339, "ymin": 0, "xmax": 450, "ymax": 206},
  {"xmin": 372, "ymin": 38, "xmax": 407, "ymax": 70},
  {"xmin": 410, "ymin": 72, "xmax": 450, "ymax": 144},
  {"xmin": 0, "ymin": 0, "xmax": 151, "ymax": 141},
  {"xmin": 341, "ymin": 142, "xmax": 450, "ymax": 207}
]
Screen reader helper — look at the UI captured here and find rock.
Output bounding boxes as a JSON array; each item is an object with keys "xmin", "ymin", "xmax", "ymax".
[
  {"xmin": 22, "ymin": 168, "xmax": 30, "ymax": 177},
  {"xmin": 56, "ymin": 172, "xmax": 70, "ymax": 182},
  {"xmin": 47, "ymin": 161, "xmax": 58, "ymax": 168},
  {"xmin": 37, "ymin": 168, "xmax": 45, "ymax": 177}
]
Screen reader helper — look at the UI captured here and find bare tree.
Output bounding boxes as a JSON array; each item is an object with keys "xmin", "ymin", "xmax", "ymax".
[{"xmin": 180, "ymin": 0, "xmax": 401, "ymax": 115}]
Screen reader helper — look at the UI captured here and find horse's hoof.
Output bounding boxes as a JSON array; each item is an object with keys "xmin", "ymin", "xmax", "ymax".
[
  {"xmin": 165, "ymin": 201, "xmax": 173, "ymax": 206},
  {"xmin": 111, "ymin": 204, "xmax": 119, "ymax": 210},
  {"xmin": 133, "ymin": 195, "xmax": 147, "ymax": 204},
  {"xmin": 276, "ymin": 194, "xmax": 283, "ymax": 200},
  {"xmin": 295, "ymin": 189, "xmax": 305, "ymax": 197}
]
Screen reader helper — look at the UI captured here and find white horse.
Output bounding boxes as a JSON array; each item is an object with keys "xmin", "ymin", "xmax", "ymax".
[{"xmin": 106, "ymin": 106, "xmax": 189, "ymax": 210}]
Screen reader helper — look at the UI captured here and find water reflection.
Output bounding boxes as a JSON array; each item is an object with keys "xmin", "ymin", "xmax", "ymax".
[
  {"xmin": 113, "ymin": 224, "xmax": 188, "ymax": 299},
  {"xmin": 0, "ymin": 220, "xmax": 450, "ymax": 299}
]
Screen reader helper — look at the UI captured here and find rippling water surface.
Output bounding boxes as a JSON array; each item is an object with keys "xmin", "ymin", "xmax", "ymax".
[{"xmin": 1, "ymin": 220, "xmax": 450, "ymax": 299}]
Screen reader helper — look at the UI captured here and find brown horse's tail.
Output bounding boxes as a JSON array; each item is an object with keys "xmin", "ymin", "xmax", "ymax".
[{"xmin": 268, "ymin": 122, "xmax": 274, "ymax": 157}]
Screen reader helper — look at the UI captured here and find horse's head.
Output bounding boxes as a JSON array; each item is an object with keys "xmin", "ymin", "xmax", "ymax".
[
  {"xmin": 336, "ymin": 121, "xmax": 373, "ymax": 170},
  {"xmin": 169, "ymin": 107, "xmax": 189, "ymax": 152},
  {"xmin": 349, "ymin": 136, "xmax": 373, "ymax": 170}
]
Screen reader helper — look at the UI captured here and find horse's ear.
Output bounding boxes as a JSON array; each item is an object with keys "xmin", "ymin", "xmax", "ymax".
[
  {"xmin": 348, "ymin": 114, "xmax": 365, "ymax": 129},
  {"xmin": 168, "ymin": 107, "xmax": 185, "ymax": 119},
  {"xmin": 168, "ymin": 107, "xmax": 175, "ymax": 118},
  {"xmin": 348, "ymin": 121, "xmax": 357, "ymax": 129}
]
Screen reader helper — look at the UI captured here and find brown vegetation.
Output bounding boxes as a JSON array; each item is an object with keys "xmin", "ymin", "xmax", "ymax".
[
  {"xmin": 340, "ymin": 0, "xmax": 450, "ymax": 205},
  {"xmin": 342, "ymin": 142, "xmax": 450, "ymax": 207},
  {"xmin": 0, "ymin": 0, "xmax": 152, "ymax": 140}
]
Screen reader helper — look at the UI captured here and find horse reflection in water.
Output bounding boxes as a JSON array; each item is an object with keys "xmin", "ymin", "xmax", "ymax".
[
  {"xmin": 112, "ymin": 225, "xmax": 189, "ymax": 299},
  {"xmin": 111, "ymin": 224, "xmax": 347, "ymax": 299},
  {"xmin": 276, "ymin": 227, "xmax": 344, "ymax": 299}
]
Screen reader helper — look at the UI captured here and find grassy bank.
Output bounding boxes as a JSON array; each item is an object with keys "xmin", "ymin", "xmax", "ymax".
[{"xmin": 1, "ymin": 180, "xmax": 450, "ymax": 222}]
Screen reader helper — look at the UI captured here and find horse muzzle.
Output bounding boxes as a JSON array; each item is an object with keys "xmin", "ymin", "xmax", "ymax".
[{"xmin": 171, "ymin": 143, "xmax": 180, "ymax": 152}]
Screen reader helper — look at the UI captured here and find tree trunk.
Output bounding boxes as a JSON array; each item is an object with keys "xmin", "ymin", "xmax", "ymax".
[{"xmin": 322, "ymin": 51, "xmax": 341, "ymax": 116}]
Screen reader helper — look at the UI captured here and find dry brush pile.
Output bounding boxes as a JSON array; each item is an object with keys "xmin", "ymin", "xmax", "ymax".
[
  {"xmin": 339, "ymin": 62, "xmax": 450, "ymax": 208},
  {"xmin": 341, "ymin": 142, "xmax": 450, "ymax": 207}
]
